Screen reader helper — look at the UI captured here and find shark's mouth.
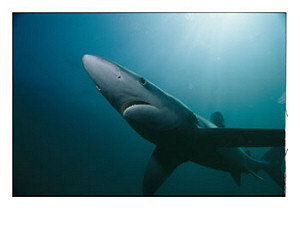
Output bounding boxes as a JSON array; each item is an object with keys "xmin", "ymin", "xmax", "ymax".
[{"xmin": 121, "ymin": 100, "xmax": 151, "ymax": 113}]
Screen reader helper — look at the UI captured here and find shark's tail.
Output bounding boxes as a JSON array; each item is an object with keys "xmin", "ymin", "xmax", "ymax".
[{"xmin": 261, "ymin": 147, "xmax": 285, "ymax": 192}]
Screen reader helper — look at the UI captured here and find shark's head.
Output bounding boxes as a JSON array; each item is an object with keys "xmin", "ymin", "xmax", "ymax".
[{"xmin": 82, "ymin": 54, "xmax": 196, "ymax": 144}]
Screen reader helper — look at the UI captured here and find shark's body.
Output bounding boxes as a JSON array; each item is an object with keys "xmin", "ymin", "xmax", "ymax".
[{"xmin": 82, "ymin": 54, "xmax": 285, "ymax": 195}]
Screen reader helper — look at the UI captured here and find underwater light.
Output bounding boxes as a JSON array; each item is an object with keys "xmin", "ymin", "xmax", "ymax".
[
  {"xmin": 187, "ymin": 13, "xmax": 247, "ymax": 33},
  {"xmin": 179, "ymin": 13, "xmax": 251, "ymax": 55}
]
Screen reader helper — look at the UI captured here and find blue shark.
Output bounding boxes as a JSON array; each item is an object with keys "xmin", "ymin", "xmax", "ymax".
[{"xmin": 82, "ymin": 54, "xmax": 285, "ymax": 195}]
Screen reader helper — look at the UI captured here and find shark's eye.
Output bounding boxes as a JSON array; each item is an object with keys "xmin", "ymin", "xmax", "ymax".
[{"xmin": 140, "ymin": 77, "xmax": 146, "ymax": 85}]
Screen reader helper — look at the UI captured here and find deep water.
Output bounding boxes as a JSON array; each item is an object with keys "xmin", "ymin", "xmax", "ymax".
[{"xmin": 13, "ymin": 13, "xmax": 286, "ymax": 195}]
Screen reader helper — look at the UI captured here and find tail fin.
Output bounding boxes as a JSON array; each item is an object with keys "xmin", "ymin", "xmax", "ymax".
[{"xmin": 262, "ymin": 147, "xmax": 285, "ymax": 192}]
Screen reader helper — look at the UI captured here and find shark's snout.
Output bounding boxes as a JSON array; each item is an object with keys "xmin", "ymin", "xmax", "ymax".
[
  {"xmin": 82, "ymin": 54, "xmax": 119, "ymax": 87},
  {"xmin": 82, "ymin": 54, "xmax": 104, "ymax": 78},
  {"xmin": 82, "ymin": 54, "xmax": 92, "ymax": 64},
  {"xmin": 82, "ymin": 54, "xmax": 96, "ymax": 70},
  {"xmin": 82, "ymin": 54, "xmax": 98, "ymax": 81},
  {"xmin": 82, "ymin": 54, "xmax": 114, "ymax": 70}
]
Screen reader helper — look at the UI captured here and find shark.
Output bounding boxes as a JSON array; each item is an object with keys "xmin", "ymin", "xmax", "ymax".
[{"xmin": 82, "ymin": 54, "xmax": 285, "ymax": 195}]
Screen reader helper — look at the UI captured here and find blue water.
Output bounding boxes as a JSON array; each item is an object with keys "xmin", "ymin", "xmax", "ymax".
[{"xmin": 13, "ymin": 13, "xmax": 286, "ymax": 195}]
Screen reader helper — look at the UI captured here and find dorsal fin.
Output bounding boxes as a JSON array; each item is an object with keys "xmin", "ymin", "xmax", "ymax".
[{"xmin": 210, "ymin": 112, "xmax": 225, "ymax": 128}]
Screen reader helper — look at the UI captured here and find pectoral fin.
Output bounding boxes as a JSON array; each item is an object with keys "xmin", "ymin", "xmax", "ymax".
[{"xmin": 143, "ymin": 146, "xmax": 186, "ymax": 195}]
